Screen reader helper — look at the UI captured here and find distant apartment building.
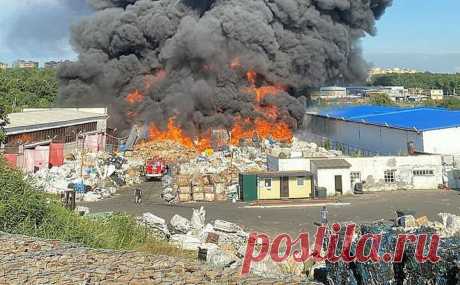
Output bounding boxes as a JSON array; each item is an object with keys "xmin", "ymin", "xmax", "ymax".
[
  {"xmin": 369, "ymin": 67, "xmax": 418, "ymax": 76},
  {"xmin": 320, "ymin": 86, "xmax": 347, "ymax": 98},
  {"xmin": 44, "ymin": 61, "xmax": 63, "ymax": 69},
  {"xmin": 0, "ymin": 62, "xmax": 8, "ymax": 70},
  {"xmin": 13, "ymin": 60, "xmax": 39, "ymax": 69}
]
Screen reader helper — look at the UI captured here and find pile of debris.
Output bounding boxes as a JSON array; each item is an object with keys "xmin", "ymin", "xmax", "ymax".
[
  {"xmin": 270, "ymin": 138, "xmax": 343, "ymax": 159},
  {"xmin": 132, "ymin": 136, "xmax": 344, "ymax": 203},
  {"xmin": 133, "ymin": 141, "xmax": 197, "ymax": 163},
  {"xmin": 29, "ymin": 151, "xmax": 144, "ymax": 202},
  {"xmin": 136, "ymin": 207, "xmax": 306, "ymax": 278},
  {"xmin": 326, "ymin": 213, "xmax": 460, "ymax": 285}
]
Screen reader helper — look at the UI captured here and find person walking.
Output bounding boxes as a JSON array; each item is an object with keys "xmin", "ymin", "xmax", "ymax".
[
  {"xmin": 134, "ymin": 188, "xmax": 143, "ymax": 205},
  {"xmin": 320, "ymin": 206, "xmax": 328, "ymax": 225}
]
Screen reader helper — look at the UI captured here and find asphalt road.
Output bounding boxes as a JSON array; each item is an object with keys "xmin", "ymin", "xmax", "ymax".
[{"xmin": 81, "ymin": 182, "xmax": 460, "ymax": 237}]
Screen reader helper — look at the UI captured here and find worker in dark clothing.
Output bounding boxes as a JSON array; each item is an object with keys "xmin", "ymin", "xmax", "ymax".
[
  {"xmin": 320, "ymin": 206, "xmax": 328, "ymax": 225},
  {"xmin": 135, "ymin": 188, "xmax": 143, "ymax": 205}
]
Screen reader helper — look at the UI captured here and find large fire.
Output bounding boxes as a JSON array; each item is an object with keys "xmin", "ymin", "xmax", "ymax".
[
  {"xmin": 148, "ymin": 118, "xmax": 212, "ymax": 152},
  {"xmin": 132, "ymin": 64, "xmax": 293, "ymax": 152},
  {"xmin": 125, "ymin": 89, "xmax": 144, "ymax": 104}
]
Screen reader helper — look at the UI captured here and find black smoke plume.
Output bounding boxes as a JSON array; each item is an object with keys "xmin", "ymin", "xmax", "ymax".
[{"xmin": 58, "ymin": 0, "xmax": 392, "ymax": 136}]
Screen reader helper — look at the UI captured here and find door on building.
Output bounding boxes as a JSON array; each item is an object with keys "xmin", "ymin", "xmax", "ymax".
[
  {"xmin": 280, "ymin": 176, "xmax": 290, "ymax": 198},
  {"xmin": 335, "ymin": 175, "xmax": 343, "ymax": 194}
]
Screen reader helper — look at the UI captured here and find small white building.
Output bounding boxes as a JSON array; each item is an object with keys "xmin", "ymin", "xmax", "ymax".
[
  {"xmin": 310, "ymin": 159, "xmax": 352, "ymax": 196},
  {"xmin": 425, "ymin": 89, "xmax": 444, "ymax": 101}
]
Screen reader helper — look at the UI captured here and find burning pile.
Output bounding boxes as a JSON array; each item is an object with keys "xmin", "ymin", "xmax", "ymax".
[{"xmin": 58, "ymin": 0, "xmax": 392, "ymax": 148}]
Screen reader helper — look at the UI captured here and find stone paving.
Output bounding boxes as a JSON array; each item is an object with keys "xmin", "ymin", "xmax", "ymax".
[{"xmin": 0, "ymin": 233, "xmax": 316, "ymax": 285}]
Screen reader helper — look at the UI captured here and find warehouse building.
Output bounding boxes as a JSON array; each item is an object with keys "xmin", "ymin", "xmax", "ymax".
[
  {"xmin": 239, "ymin": 171, "xmax": 313, "ymax": 201},
  {"xmin": 304, "ymin": 105, "xmax": 460, "ymax": 155},
  {"xmin": 1, "ymin": 108, "xmax": 108, "ymax": 171}
]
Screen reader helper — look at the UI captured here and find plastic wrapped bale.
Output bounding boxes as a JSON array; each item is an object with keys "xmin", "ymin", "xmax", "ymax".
[
  {"xmin": 170, "ymin": 234, "xmax": 201, "ymax": 251},
  {"xmin": 396, "ymin": 228, "xmax": 460, "ymax": 285},
  {"xmin": 191, "ymin": 207, "xmax": 206, "ymax": 230},
  {"xmin": 138, "ymin": 213, "xmax": 170, "ymax": 239},
  {"xmin": 170, "ymin": 214, "xmax": 192, "ymax": 234},
  {"xmin": 326, "ymin": 222, "xmax": 397, "ymax": 285},
  {"xmin": 327, "ymin": 222, "xmax": 460, "ymax": 285},
  {"xmin": 214, "ymin": 220, "xmax": 241, "ymax": 233}
]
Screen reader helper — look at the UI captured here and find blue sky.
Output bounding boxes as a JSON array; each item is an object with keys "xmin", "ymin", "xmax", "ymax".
[{"xmin": 0, "ymin": 0, "xmax": 459, "ymax": 72}]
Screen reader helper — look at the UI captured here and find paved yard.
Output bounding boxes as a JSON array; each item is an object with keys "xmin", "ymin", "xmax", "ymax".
[{"xmin": 81, "ymin": 182, "xmax": 460, "ymax": 236}]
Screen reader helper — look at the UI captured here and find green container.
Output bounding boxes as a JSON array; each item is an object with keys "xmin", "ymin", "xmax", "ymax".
[
  {"xmin": 239, "ymin": 174, "xmax": 258, "ymax": 201},
  {"xmin": 317, "ymin": 187, "xmax": 328, "ymax": 199}
]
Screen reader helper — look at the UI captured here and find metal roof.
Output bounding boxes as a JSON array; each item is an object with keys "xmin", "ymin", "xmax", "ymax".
[
  {"xmin": 5, "ymin": 109, "xmax": 107, "ymax": 135},
  {"xmin": 243, "ymin": 171, "xmax": 312, "ymax": 178},
  {"xmin": 311, "ymin": 159, "xmax": 352, "ymax": 169},
  {"xmin": 312, "ymin": 105, "xmax": 460, "ymax": 132}
]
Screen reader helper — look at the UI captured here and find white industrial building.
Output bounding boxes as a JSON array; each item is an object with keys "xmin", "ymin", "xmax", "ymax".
[
  {"xmin": 268, "ymin": 154, "xmax": 450, "ymax": 196},
  {"xmin": 304, "ymin": 106, "xmax": 460, "ymax": 155},
  {"xmin": 320, "ymin": 86, "xmax": 347, "ymax": 98}
]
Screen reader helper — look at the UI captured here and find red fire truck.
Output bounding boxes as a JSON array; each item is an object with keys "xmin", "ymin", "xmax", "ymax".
[{"xmin": 144, "ymin": 158, "xmax": 168, "ymax": 180}]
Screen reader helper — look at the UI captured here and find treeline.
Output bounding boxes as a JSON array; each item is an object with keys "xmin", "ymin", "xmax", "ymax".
[
  {"xmin": 0, "ymin": 68, "xmax": 58, "ymax": 113},
  {"xmin": 371, "ymin": 73, "xmax": 460, "ymax": 95}
]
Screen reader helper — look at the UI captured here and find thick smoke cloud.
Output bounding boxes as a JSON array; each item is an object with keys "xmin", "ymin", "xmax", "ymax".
[
  {"xmin": 58, "ymin": 0, "xmax": 392, "ymax": 136},
  {"xmin": 5, "ymin": 1, "xmax": 91, "ymax": 59}
]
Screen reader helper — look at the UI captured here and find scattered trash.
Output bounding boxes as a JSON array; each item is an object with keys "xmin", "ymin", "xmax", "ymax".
[
  {"xmin": 74, "ymin": 206, "xmax": 90, "ymax": 215},
  {"xmin": 29, "ymin": 151, "xmax": 143, "ymax": 202}
]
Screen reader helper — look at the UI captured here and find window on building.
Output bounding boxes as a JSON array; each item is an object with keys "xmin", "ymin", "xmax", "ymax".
[
  {"xmin": 264, "ymin": 178, "xmax": 272, "ymax": 188},
  {"xmin": 384, "ymin": 170, "xmax": 396, "ymax": 183},
  {"xmin": 413, "ymin": 170, "xmax": 434, "ymax": 176},
  {"xmin": 297, "ymin": 177, "xmax": 304, "ymax": 186},
  {"xmin": 350, "ymin": 172, "xmax": 361, "ymax": 183}
]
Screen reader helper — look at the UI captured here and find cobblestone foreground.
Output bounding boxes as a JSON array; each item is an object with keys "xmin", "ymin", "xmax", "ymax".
[{"xmin": 0, "ymin": 233, "xmax": 316, "ymax": 285}]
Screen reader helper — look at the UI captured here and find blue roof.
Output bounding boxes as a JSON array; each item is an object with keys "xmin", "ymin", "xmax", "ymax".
[{"xmin": 316, "ymin": 105, "xmax": 460, "ymax": 131}]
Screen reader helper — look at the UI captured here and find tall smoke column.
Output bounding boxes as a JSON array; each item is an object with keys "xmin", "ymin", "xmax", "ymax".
[{"xmin": 58, "ymin": 0, "xmax": 392, "ymax": 137}]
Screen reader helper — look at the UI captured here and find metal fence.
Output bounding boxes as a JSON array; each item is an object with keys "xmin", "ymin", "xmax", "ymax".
[{"xmin": 302, "ymin": 132, "xmax": 380, "ymax": 157}]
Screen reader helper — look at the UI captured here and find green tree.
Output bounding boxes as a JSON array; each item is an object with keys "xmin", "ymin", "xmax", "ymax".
[
  {"xmin": 370, "ymin": 73, "xmax": 460, "ymax": 95},
  {"xmin": 368, "ymin": 93, "xmax": 394, "ymax": 106},
  {"xmin": 0, "ymin": 68, "xmax": 58, "ymax": 113},
  {"xmin": 0, "ymin": 105, "xmax": 7, "ymax": 143}
]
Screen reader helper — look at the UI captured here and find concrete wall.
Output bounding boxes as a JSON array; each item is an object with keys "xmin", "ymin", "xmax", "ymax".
[
  {"xmin": 345, "ymin": 155, "xmax": 443, "ymax": 191},
  {"xmin": 423, "ymin": 128, "xmax": 460, "ymax": 155},
  {"xmin": 304, "ymin": 115, "xmax": 423, "ymax": 155},
  {"xmin": 257, "ymin": 177, "xmax": 281, "ymax": 200},
  {"xmin": 288, "ymin": 177, "xmax": 312, "ymax": 198}
]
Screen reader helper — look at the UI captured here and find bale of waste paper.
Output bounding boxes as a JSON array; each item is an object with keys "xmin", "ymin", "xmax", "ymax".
[
  {"xmin": 170, "ymin": 214, "xmax": 192, "ymax": 234},
  {"xmin": 170, "ymin": 234, "xmax": 201, "ymax": 251}
]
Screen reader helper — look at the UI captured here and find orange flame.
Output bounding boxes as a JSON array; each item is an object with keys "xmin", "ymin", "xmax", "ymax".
[
  {"xmin": 138, "ymin": 66, "xmax": 293, "ymax": 152},
  {"xmin": 126, "ymin": 89, "xmax": 144, "ymax": 104},
  {"xmin": 148, "ymin": 118, "xmax": 212, "ymax": 152},
  {"xmin": 230, "ymin": 117, "xmax": 292, "ymax": 145}
]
